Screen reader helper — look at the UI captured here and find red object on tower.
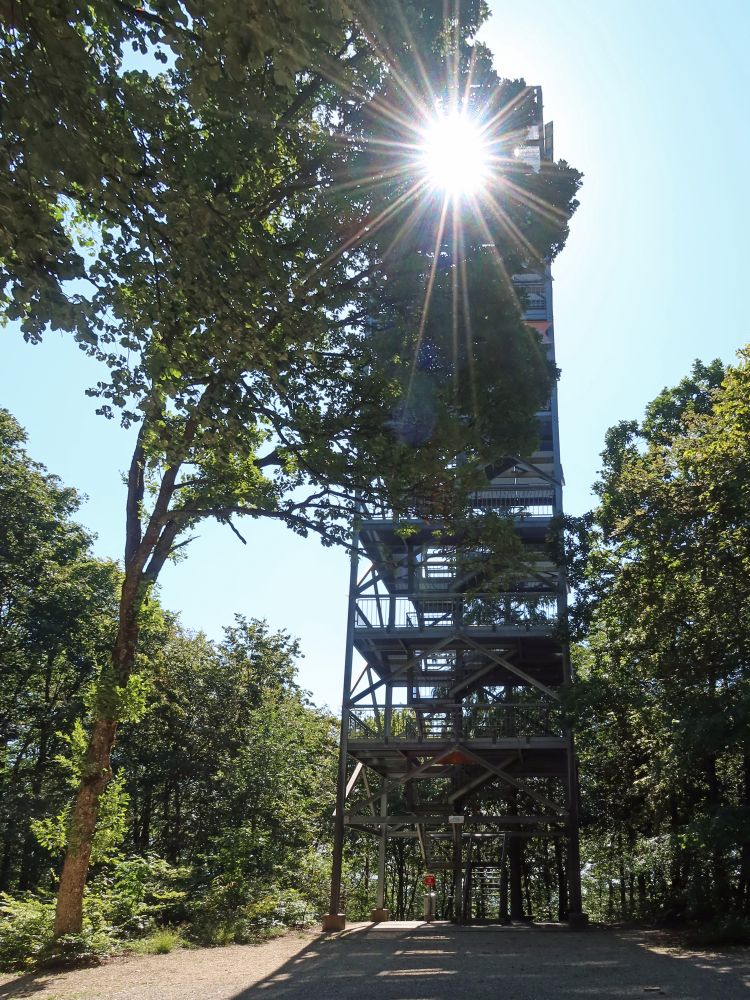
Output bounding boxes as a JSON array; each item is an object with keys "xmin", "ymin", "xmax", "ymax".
[{"xmin": 423, "ymin": 874, "xmax": 436, "ymax": 888}]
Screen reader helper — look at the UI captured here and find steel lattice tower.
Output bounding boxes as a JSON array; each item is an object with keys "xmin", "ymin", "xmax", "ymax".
[{"xmin": 325, "ymin": 90, "xmax": 587, "ymax": 930}]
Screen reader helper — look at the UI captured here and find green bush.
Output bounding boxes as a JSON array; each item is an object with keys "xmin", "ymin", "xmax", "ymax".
[
  {"xmin": 0, "ymin": 893, "xmax": 55, "ymax": 970},
  {"xmin": 187, "ymin": 881, "xmax": 315, "ymax": 946},
  {"xmin": 0, "ymin": 868, "xmax": 315, "ymax": 969},
  {"xmin": 0, "ymin": 855, "xmax": 190, "ymax": 970},
  {"xmin": 273, "ymin": 889, "xmax": 316, "ymax": 929},
  {"xmin": 46, "ymin": 928, "xmax": 116, "ymax": 967},
  {"xmin": 291, "ymin": 849, "xmax": 333, "ymax": 917},
  {"xmin": 87, "ymin": 854, "xmax": 189, "ymax": 937},
  {"xmin": 0, "ymin": 893, "xmax": 115, "ymax": 971}
]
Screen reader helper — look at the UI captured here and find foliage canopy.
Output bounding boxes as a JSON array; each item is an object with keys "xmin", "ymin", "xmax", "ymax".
[{"xmin": 566, "ymin": 354, "xmax": 750, "ymax": 925}]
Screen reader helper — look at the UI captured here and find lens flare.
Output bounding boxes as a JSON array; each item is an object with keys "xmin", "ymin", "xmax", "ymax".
[{"xmin": 419, "ymin": 112, "xmax": 490, "ymax": 196}]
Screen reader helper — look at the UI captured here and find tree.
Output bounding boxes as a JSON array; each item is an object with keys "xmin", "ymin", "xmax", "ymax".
[
  {"xmin": 116, "ymin": 617, "xmax": 337, "ymax": 886},
  {"xmin": 567, "ymin": 355, "xmax": 750, "ymax": 924},
  {"xmin": 0, "ymin": 409, "xmax": 120, "ymax": 891},
  {"xmin": 2, "ymin": 1, "xmax": 581, "ymax": 934}
]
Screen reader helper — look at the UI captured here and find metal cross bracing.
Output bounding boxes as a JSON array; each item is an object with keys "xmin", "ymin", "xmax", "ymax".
[{"xmin": 324, "ymin": 96, "xmax": 587, "ymax": 932}]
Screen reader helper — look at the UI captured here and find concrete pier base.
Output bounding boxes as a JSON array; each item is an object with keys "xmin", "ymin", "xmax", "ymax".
[
  {"xmin": 322, "ymin": 913, "xmax": 346, "ymax": 932},
  {"xmin": 370, "ymin": 908, "xmax": 390, "ymax": 922}
]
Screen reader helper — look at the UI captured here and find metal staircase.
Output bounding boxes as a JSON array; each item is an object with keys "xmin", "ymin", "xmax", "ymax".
[{"xmin": 469, "ymin": 865, "xmax": 506, "ymax": 921}]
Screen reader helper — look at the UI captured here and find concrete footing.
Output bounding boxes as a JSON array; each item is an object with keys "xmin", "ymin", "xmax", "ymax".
[
  {"xmin": 568, "ymin": 911, "xmax": 589, "ymax": 930},
  {"xmin": 322, "ymin": 913, "xmax": 346, "ymax": 932},
  {"xmin": 370, "ymin": 908, "xmax": 390, "ymax": 922}
]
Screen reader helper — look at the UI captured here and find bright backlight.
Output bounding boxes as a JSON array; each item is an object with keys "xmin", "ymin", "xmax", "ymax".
[{"xmin": 420, "ymin": 112, "xmax": 489, "ymax": 196}]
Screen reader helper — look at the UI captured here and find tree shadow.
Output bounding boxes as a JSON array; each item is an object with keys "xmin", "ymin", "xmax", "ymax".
[
  {"xmin": 0, "ymin": 969, "xmax": 63, "ymax": 999},
  {"xmin": 0, "ymin": 955, "xmax": 103, "ymax": 998},
  {"xmin": 231, "ymin": 922, "xmax": 750, "ymax": 1000}
]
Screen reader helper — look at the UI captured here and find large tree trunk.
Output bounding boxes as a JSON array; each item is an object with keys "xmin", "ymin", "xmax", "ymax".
[
  {"xmin": 52, "ymin": 423, "xmax": 187, "ymax": 937},
  {"xmin": 52, "ymin": 572, "xmax": 142, "ymax": 936},
  {"xmin": 53, "ymin": 716, "xmax": 118, "ymax": 936},
  {"xmin": 617, "ymin": 832, "xmax": 628, "ymax": 920},
  {"xmin": 52, "ymin": 541, "xmax": 150, "ymax": 935}
]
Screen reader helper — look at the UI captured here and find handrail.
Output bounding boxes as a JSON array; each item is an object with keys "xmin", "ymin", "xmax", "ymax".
[
  {"xmin": 354, "ymin": 593, "xmax": 558, "ymax": 630},
  {"xmin": 361, "ymin": 486, "xmax": 556, "ymax": 522},
  {"xmin": 347, "ymin": 703, "xmax": 564, "ymax": 741}
]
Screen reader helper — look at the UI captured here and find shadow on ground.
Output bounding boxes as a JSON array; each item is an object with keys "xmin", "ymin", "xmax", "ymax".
[
  {"xmin": 0, "ymin": 971, "xmax": 47, "ymax": 1000},
  {"xmin": 235, "ymin": 922, "xmax": 750, "ymax": 1000},
  {"xmin": 1, "ymin": 922, "xmax": 749, "ymax": 1000}
]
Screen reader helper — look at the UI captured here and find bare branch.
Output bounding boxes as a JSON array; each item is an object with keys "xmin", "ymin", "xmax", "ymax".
[
  {"xmin": 222, "ymin": 518, "xmax": 248, "ymax": 545},
  {"xmin": 175, "ymin": 504, "xmax": 358, "ymax": 552}
]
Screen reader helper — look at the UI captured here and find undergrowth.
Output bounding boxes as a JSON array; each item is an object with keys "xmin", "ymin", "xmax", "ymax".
[
  {"xmin": 683, "ymin": 917, "xmax": 750, "ymax": 948},
  {"xmin": 0, "ymin": 870, "xmax": 317, "ymax": 972}
]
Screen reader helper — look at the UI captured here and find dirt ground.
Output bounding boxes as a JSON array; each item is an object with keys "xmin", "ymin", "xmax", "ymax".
[{"xmin": 1, "ymin": 922, "xmax": 749, "ymax": 1000}]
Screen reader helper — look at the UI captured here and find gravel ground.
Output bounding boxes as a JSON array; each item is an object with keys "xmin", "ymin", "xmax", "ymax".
[{"xmin": 1, "ymin": 922, "xmax": 749, "ymax": 1000}]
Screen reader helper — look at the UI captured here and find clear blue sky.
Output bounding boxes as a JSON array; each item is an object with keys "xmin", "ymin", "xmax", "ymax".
[{"xmin": 2, "ymin": 1, "xmax": 749, "ymax": 708}]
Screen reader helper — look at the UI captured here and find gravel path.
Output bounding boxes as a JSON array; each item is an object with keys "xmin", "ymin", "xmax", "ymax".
[{"xmin": 1, "ymin": 922, "xmax": 748, "ymax": 1000}]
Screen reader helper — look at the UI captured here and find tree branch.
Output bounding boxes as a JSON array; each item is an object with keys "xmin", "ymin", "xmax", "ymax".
[
  {"xmin": 257, "ymin": 449, "xmax": 282, "ymax": 469},
  {"xmin": 174, "ymin": 504, "xmax": 358, "ymax": 551},
  {"xmin": 113, "ymin": 0, "xmax": 199, "ymax": 41},
  {"xmin": 143, "ymin": 518, "xmax": 182, "ymax": 583},
  {"xmin": 275, "ymin": 38, "xmax": 363, "ymax": 129},
  {"xmin": 124, "ymin": 425, "xmax": 147, "ymax": 567},
  {"xmin": 221, "ymin": 518, "xmax": 247, "ymax": 545}
]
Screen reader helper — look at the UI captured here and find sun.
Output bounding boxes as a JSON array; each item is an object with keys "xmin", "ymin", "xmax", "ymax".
[{"xmin": 419, "ymin": 111, "xmax": 490, "ymax": 197}]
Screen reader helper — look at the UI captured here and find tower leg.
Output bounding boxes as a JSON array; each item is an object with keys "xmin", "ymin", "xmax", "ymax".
[
  {"xmin": 452, "ymin": 831, "xmax": 463, "ymax": 923},
  {"xmin": 371, "ymin": 790, "xmax": 389, "ymax": 921},
  {"xmin": 499, "ymin": 831, "xmax": 509, "ymax": 921},
  {"xmin": 566, "ymin": 826, "xmax": 588, "ymax": 927},
  {"xmin": 566, "ymin": 741, "xmax": 589, "ymax": 928},
  {"xmin": 324, "ymin": 531, "xmax": 360, "ymax": 932},
  {"xmin": 500, "ymin": 865, "xmax": 509, "ymax": 921},
  {"xmin": 323, "ymin": 753, "xmax": 347, "ymax": 931},
  {"xmin": 509, "ymin": 835, "xmax": 524, "ymax": 920}
]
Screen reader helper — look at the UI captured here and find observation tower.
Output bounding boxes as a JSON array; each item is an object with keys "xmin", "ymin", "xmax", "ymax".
[{"xmin": 325, "ymin": 90, "xmax": 586, "ymax": 929}]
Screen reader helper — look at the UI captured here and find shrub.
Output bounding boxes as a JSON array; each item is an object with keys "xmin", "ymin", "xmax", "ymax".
[
  {"xmin": 187, "ymin": 882, "xmax": 316, "ymax": 946},
  {"xmin": 0, "ymin": 855, "xmax": 190, "ymax": 971},
  {"xmin": 129, "ymin": 929, "xmax": 183, "ymax": 955},
  {"xmin": 87, "ymin": 854, "xmax": 189, "ymax": 938},
  {"xmin": 0, "ymin": 893, "xmax": 55, "ymax": 970},
  {"xmin": 0, "ymin": 893, "xmax": 115, "ymax": 971},
  {"xmin": 273, "ymin": 889, "xmax": 316, "ymax": 929},
  {"xmin": 45, "ymin": 928, "xmax": 116, "ymax": 967}
]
